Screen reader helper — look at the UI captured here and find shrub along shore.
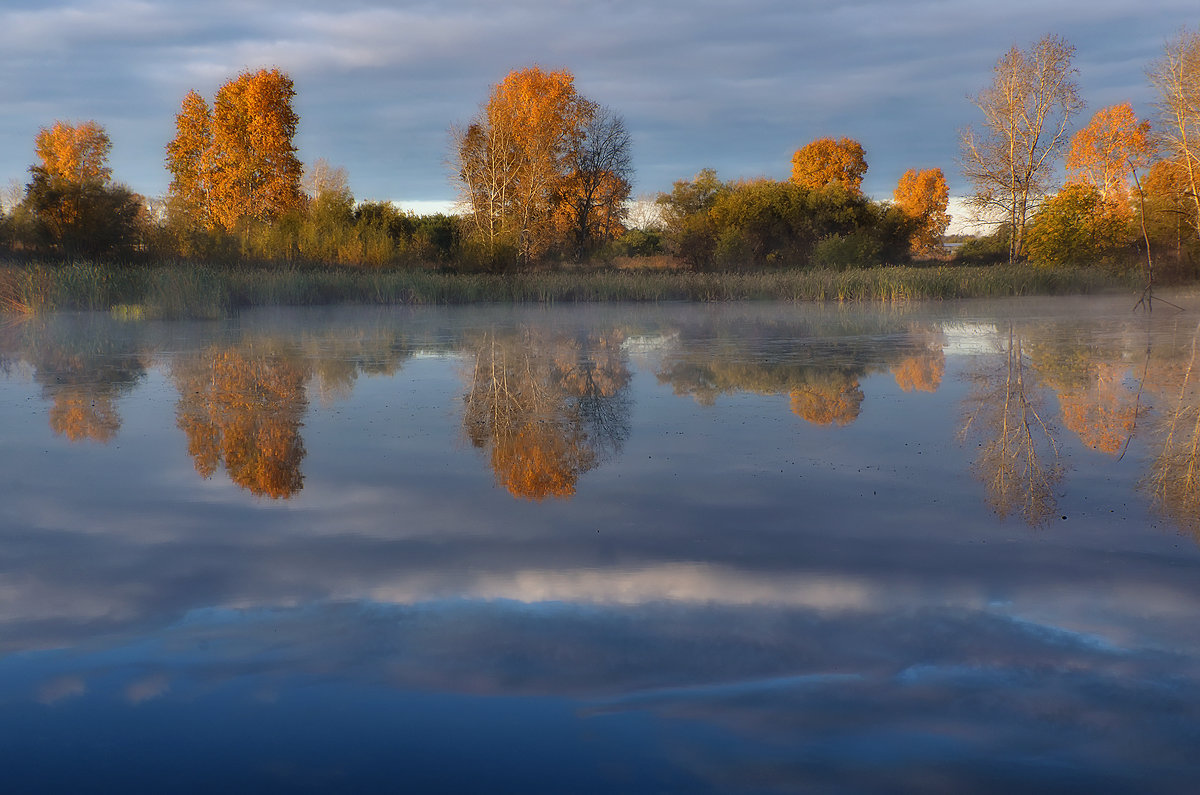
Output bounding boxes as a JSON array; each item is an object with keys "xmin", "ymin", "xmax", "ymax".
[{"xmin": 0, "ymin": 260, "xmax": 1147, "ymax": 320}]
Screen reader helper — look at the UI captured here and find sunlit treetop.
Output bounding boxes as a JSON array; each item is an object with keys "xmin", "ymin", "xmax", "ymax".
[
  {"xmin": 790, "ymin": 137, "xmax": 867, "ymax": 195},
  {"xmin": 35, "ymin": 120, "xmax": 112, "ymax": 184}
]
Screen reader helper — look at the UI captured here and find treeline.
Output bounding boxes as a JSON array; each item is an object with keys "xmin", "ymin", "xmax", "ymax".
[
  {"xmin": 4, "ymin": 28, "xmax": 1200, "ymax": 276},
  {"xmin": 0, "ymin": 66, "xmax": 947, "ymax": 272},
  {"xmin": 957, "ymin": 31, "xmax": 1200, "ymax": 277}
]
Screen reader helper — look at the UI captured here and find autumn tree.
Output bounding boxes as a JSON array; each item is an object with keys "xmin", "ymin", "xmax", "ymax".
[
  {"xmin": 1024, "ymin": 183, "xmax": 1130, "ymax": 268},
  {"xmin": 165, "ymin": 90, "xmax": 212, "ymax": 232},
  {"xmin": 554, "ymin": 105, "xmax": 633, "ymax": 257},
  {"xmin": 1065, "ymin": 102, "xmax": 1152, "ymax": 205},
  {"xmin": 961, "ymin": 35, "xmax": 1082, "ymax": 263},
  {"xmin": 23, "ymin": 120, "xmax": 141, "ymax": 258},
  {"xmin": 1149, "ymin": 28, "xmax": 1200, "ymax": 244},
  {"xmin": 893, "ymin": 167, "xmax": 951, "ymax": 255},
  {"xmin": 790, "ymin": 137, "xmax": 867, "ymax": 195},
  {"xmin": 452, "ymin": 66, "xmax": 628, "ymax": 265},
  {"xmin": 166, "ymin": 68, "xmax": 303, "ymax": 235},
  {"xmin": 1137, "ymin": 159, "xmax": 1194, "ymax": 263}
]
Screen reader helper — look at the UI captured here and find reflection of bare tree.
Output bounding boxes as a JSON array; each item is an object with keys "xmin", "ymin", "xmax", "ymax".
[
  {"xmin": 463, "ymin": 329, "xmax": 631, "ymax": 501},
  {"xmin": 173, "ymin": 346, "xmax": 310, "ymax": 499},
  {"xmin": 1144, "ymin": 323, "xmax": 1200, "ymax": 535},
  {"xmin": 961, "ymin": 325, "xmax": 1063, "ymax": 525}
]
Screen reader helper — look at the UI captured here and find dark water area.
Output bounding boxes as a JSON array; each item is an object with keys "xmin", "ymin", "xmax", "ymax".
[{"xmin": 1, "ymin": 295, "xmax": 1199, "ymax": 793}]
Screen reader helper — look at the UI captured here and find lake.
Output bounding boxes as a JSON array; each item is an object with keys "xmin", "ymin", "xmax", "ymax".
[{"xmin": 1, "ymin": 295, "xmax": 1198, "ymax": 793}]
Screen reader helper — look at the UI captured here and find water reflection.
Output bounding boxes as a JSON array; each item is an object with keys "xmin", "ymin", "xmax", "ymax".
[
  {"xmin": 6, "ymin": 314, "xmax": 146, "ymax": 442},
  {"xmin": 462, "ymin": 328, "xmax": 630, "ymax": 500},
  {"xmin": 1144, "ymin": 321, "xmax": 1200, "ymax": 536},
  {"xmin": 0, "ymin": 300, "xmax": 1199, "ymax": 791},
  {"xmin": 960, "ymin": 323, "xmax": 1063, "ymax": 525},
  {"xmin": 173, "ymin": 344, "xmax": 310, "ymax": 499}
]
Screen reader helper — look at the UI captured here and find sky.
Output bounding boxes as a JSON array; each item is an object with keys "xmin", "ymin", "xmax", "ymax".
[{"xmin": 0, "ymin": 0, "xmax": 1196, "ymax": 226}]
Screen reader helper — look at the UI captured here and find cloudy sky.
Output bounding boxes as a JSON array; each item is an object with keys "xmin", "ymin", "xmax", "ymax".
[{"xmin": 0, "ymin": 0, "xmax": 1195, "ymax": 219}]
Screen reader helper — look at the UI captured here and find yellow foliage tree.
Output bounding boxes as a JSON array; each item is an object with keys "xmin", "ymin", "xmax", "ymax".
[
  {"xmin": 165, "ymin": 90, "xmax": 213, "ymax": 229},
  {"xmin": 453, "ymin": 67, "xmax": 632, "ymax": 264},
  {"xmin": 790, "ymin": 137, "xmax": 867, "ymax": 195},
  {"xmin": 166, "ymin": 69, "xmax": 303, "ymax": 233},
  {"xmin": 35, "ymin": 121, "xmax": 112, "ymax": 185},
  {"xmin": 893, "ymin": 167, "xmax": 950, "ymax": 255},
  {"xmin": 1065, "ymin": 102, "xmax": 1152, "ymax": 206}
]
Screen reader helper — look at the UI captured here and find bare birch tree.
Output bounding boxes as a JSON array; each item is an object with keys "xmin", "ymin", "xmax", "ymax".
[
  {"xmin": 961, "ymin": 35, "xmax": 1082, "ymax": 263},
  {"xmin": 1148, "ymin": 27, "xmax": 1200, "ymax": 243}
]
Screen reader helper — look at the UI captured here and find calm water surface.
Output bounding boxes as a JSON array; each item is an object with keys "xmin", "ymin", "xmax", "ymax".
[{"xmin": 1, "ymin": 296, "xmax": 1199, "ymax": 793}]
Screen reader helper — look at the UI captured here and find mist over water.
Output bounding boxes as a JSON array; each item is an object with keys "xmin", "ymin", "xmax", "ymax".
[{"xmin": 1, "ymin": 296, "xmax": 1198, "ymax": 793}]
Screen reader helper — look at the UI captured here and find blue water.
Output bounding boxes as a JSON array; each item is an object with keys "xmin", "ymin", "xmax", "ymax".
[{"xmin": 0, "ymin": 297, "xmax": 1197, "ymax": 793}]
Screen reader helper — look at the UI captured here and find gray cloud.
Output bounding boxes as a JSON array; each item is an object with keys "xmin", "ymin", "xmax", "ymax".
[{"xmin": 0, "ymin": 0, "xmax": 1196, "ymax": 213}]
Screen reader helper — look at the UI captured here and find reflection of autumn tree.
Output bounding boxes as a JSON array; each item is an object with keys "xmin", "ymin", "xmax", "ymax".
[
  {"xmin": 658, "ymin": 321, "xmax": 946, "ymax": 427},
  {"xmin": 463, "ymin": 329, "xmax": 630, "ymax": 500},
  {"xmin": 1054, "ymin": 363, "xmax": 1138, "ymax": 455},
  {"xmin": 961, "ymin": 326, "xmax": 1063, "ymax": 525},
  {"xmin": 789, "ymin": 375, "xmax": 863, "ymax": 426},
  {"xmin": 1027, "ymin": 333, "xmax": 1138, "ymax": 457},
  {"xmin": 173, "ymin": 346, "xmax": 310, "ymax": 499},
  {"xmin": 891, "ymin": 329, "xmax": 946, "ymax": 393},
  {"xmin": 19, "ymin": 319, "xmax": 147, "ymax": 443}
]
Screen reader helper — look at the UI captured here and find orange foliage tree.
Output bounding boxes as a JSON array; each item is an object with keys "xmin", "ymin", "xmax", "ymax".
[
  {"xmin": 1065, "ymin": 102, "xmax": 1152, "ymax": 205},
  {"xmin": 452, "ymin": 66, "xmax": 630, "ymax": 264},
  {"xmin": 166, "ymin": 69, "xmax": 303, "ymax": 233},
  {"xmin": 35, "ymin": 121, "xmax": 112, "ymax": 185},
  {"xmin": 893, "ymin": 167, "xmax": 950, "ymax": 255},
  {"xmin": 790, "ymin": 137, "xmax": 867, "ymax": 195},
  {"xmin": 24, "ymin": 119, "xmax": 141, "ymax": 258}
]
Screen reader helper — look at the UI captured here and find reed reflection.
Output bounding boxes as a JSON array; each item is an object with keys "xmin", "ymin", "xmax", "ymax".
[
  {"xmin": 463, "ymin": 328, "xmax": 631, "ymax": 500},
  {"xmin": 961, "ymin": 324, "xmax": 1063, "ymax": 525},
  {"xmin": 173, "ymin": 345, "xmax": 310, "ymax": 499}
]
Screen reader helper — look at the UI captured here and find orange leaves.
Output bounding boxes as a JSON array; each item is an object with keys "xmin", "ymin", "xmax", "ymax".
[
  {"xmin": 454, "ymin": 66, "xmax": 630, "ymax": 263},
  {"xmin": 789, "ymin": 378, "xmax": 864, "ymax": 426},
  {"xmin": 167, "ymin": 69, "xmax": 302, "ymax": 233},
  {"xmin": 174, "ymin": 346, "xmax": 309, "ymax": 499},
  {"xmin": 1065, "ymin": 102, "xmax": 1152, "ymax": 203},
  {"xmin": 790, "ymin": 137, "xmax": 867, "ymax": 195},
  {"xmin": 892, "ymin": 351, "xmax": 945, "ymax": 393},
  {"xmin": 893, "ymin": 168, "xmax": 950, "ymax": 255},
  {"xmin": 34, "ymin": 120, "xmax": 112, "ymax": 185},
  {"xmin": 165, "ymin": 90, "xmax": 212, "ymax": 226}
]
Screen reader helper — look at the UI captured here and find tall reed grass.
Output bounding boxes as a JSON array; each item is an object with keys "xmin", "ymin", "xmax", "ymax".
[{"xmin": 0, "ymin": 260, "xmax": 1142, "ymax": 319}]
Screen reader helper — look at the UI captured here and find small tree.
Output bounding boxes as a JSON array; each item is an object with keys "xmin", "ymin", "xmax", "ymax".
[
  {"xmin": 1025, "ymin": 184, "xmax": 1129, "ymax": 268},
  {"xmin": 893, "ymin": 167, "xmax": 951, "ymax": 255},
  {"xmin": 23, "ymin": 120, "xmax": 141, "ymax": 259}
]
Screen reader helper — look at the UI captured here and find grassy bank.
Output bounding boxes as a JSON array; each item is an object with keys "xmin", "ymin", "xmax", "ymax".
[{"xmin": 0, "ymin": 261, "xmax": 1143, "ymax": 319}]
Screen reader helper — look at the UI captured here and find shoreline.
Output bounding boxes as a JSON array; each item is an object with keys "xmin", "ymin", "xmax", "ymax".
[{"xmin": 1, "ymin": 261, "xmax": 1144, "ymax": 320}]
